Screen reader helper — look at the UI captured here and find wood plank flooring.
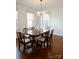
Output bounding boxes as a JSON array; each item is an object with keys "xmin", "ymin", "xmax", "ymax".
[{"xmin": 16, "ymin": 35, "xmax": 63, "ymax": 59}]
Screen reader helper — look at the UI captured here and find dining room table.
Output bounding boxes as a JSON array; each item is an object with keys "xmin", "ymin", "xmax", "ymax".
[
  {"xmin": 24, "ymin": 29, "xmax": 49, "ymax": 48},
  {"xmin": 17, "ymin": 28, "xmax": 49, "ymax": 53}
]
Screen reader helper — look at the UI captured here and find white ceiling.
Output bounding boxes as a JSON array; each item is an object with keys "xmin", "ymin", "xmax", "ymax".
[{"xmin": 16, "ymin": 0, "xmax": 63, "ymax": 9}]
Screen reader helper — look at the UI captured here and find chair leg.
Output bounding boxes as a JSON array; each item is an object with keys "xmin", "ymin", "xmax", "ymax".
[
  {"xmin": 47, "ymin": 40, "xmax": 48, "ymax": 47},
  {"xmin": 18, "ymin": 42, "xmax": 20, "ymax": 50},
  {"xmin": 23, "ymin": 44, "xmax": 25, "ymax": 53},
  {"xmin": 44, "ymin": 41, "xmax": 45, "ymax": 47},
  {"xmin": 36, "ymin": 41, "xmax": 38, "ymax": 48},
  {"xmin": 49, "ymin": 40, "xmax": 51, "ymax": 47},
  {"xmin": 41, "ymin": 42, "xmax": 43, "ymax": 48}
]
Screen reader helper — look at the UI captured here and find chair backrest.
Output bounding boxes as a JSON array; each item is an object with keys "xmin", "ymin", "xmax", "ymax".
[
  {"xmin": 17, "ymin": 32, "xmax": 23, "ymax": 41},
  {"xmin": 31, "ymin": 27, "xmax": 35, "ymax": 31},
  {"xmin": 44, "ymin": 30, "xmax": 50, "ymax": 41},
  {"xmin": 23, "ymin": 28, "xmax": 27, "ymax": 34},
  {"xmin": 41, "ymin": 30, "xmax": 50, "ymax": 39},
  {"xmin": 45, "ymin": 30, "xmax": 50, "ymax": 37},
  {"xmin": 50, "ymin": 29, "xmax": 54, "ymax": 38}
]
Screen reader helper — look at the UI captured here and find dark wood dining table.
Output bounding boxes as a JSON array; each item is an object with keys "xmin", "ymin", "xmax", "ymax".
[
  {"xmin": 16, "ymin": 29, "xmax": 49, "ymax": 53},
  {"xmin": 24, "ymin": 29, "xmax": 49, "ymax": 48}
]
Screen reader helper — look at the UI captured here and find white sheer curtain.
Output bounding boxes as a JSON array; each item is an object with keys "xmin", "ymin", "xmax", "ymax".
[
  {"xmin": 26, "ymin": 13, "xmax": 34, "ymax": 28},
  {"xmin": 40, "ymin": 14, "xmax": 50, "ymax": 30}
]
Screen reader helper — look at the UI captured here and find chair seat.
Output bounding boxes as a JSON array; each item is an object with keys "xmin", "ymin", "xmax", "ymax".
[
  {"xmin": 36, "ymin": 37, "xmax": 45, "ymax": 41},
  {"xmin": 22, "ymin": 38, "xmax": 30, "ymax": 43},
  {"xmin": 25, "ymin": 35, "xmax": 30, "ymax": 37}
]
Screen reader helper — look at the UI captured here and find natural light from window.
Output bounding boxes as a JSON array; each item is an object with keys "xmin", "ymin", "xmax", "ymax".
[
  {"xmin": 26, "ymin": 13, "xmax": 34, "ymax": 28},
  {"xmin": 40, "ymin": 13, "xmax": 50, "ymax": 30}
]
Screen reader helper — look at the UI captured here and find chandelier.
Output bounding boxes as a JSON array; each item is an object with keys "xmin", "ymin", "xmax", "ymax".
[{"xmin": 37, "ymin": 0, "xmax": 46, "ymax": 16}]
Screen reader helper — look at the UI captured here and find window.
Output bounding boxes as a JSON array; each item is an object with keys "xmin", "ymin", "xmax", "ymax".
[
  {"xmin": 40, "ymin": 14, "xmax": 50, "ymax": 30},
  {"xmin": 26, "ymin": 13, "xmax": 34, "ymax": 28}
]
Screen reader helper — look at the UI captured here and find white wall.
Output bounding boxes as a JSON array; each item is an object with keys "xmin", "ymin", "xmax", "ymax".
[
  {"xmin": 49, "ymin": 7, "xmax": 63, "ymax": 36},
  {"xmin": 16, "ymin": 3, "xmax": 37, "ymax": 32},
  {"xmin": 35, "ymin": 7, "xmax": 63, "ymax": 36},
  {"xmin": 16, "ymin": 3, "xmax": 63, "ymax": 36}
]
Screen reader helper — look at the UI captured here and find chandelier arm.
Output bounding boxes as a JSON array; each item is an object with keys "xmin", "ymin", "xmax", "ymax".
[{"xmin": 37, "ymin": 0, "xmax": 46, "ymax": 15}]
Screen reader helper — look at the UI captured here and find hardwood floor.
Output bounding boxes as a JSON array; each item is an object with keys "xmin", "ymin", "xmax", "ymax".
[{"xmin": 16, "ymin": 35, "xmax": 63, "ymax": 59}]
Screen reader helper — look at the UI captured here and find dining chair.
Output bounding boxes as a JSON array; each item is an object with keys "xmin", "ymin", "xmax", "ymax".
[
  {"xmin": 23, "ymin": 35, "xmax": 33, "ymax": 53},
  {"xmin": 31, "ymin": 27, "xmax": 35, "ymax": 31},
  {"xmin": 48, "ymin": 29, "xmax": 54, "ymax": 46},
  {"xmin": 23, "ymin": 28, "xmax": 27, "ymax": 34},
  {"xmin": 35, "ymin": 31, "xmax": 50, "ymax": 48},
  {"xmin": 17, "ymin": 32, "xmax": 32, "ymax": 52},
  {"xmin": 23, "ymin": 28, "xmax": 30, "ymax": 40},
  {"xmin": 17, "ymin": 32, "xmax": 24, "ymax": 50}
]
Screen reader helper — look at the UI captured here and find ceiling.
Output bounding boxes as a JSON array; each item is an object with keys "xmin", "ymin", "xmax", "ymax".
[{"xmin": 16, "ymin": 0, "xmax": 63, "ymax": 9}]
